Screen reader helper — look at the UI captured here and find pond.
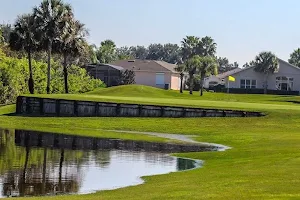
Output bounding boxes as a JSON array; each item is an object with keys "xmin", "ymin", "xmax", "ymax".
[{"xmin": 0, "ymin": 129, "xmax": 201, "ymax": 198}]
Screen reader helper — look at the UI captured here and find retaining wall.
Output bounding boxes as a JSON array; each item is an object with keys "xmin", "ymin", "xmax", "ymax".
[
  {"xmin": 16, "ymin": 96, "xmax": 264, "ymax": 118},
  {"xmin": 15, "ymin": 130, "xmax": 216, "ymax": 153}
]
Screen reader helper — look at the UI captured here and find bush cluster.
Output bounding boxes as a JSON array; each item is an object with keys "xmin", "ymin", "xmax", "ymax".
[{"xmin": 0, "ymin": 49, "xmax": 105, "ymax": 104}]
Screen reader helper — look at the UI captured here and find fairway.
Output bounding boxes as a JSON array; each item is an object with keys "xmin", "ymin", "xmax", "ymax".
[{"xmin": 1, "ymin": 85, "xmax": 300, "ymax": 200}]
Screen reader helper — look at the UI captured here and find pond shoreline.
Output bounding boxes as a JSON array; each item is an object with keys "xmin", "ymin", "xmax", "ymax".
[
  {"xmin": 1, "ymin": 129, "xmax": 217, "ymax": 198},
  {"xmin": 15, "ymin": 129, "xmax": 219, "ymax": 153}
]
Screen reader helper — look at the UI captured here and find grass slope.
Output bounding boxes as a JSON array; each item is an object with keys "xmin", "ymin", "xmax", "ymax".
[
  {"xmin": 25, "ymin": 85, "xmax": 300, "ymax": 111},
  {"xmin": 2, "ymin": 85, "xmax": 300, "ymax": 199}
]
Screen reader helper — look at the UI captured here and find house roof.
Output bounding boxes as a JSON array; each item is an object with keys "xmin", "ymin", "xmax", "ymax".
[
  {"xmin": 216, "ymin": 68, "xmax": 243, "ymax": 79},
  {"xmin": 153, "ymin": 60, "xmax": 178, "ymax": 73},
  {"xmin": 85, "ymin": 63, "xmax": 124, "ymax": 71},
  {"xmin": 110, "ymin": 59, "xmax": 178, "ymax": 73},
  {"xmin": 277, "ymin": 58, "xmax": 300, "ymax": 71}
]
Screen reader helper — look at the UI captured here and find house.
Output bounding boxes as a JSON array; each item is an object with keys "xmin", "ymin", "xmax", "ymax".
[
  {"xmin": 110, "ymin": 59, "xmax": 181, "ymax": 90},
  {"xmin": 204, "ymin": 58, "xmax": 300, "ymax": 94},
  {"xmin": 204, "ymin": 68, "xmax": 242, "ymax": 88},
  {"xmin": 84, "ymin": 60, "xmax": 181, "ymax": 90}
]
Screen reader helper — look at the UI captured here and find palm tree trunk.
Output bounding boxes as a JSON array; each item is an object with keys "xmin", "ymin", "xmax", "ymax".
[
  {"xmin": 59, "ymin": 149, "xmax": 64, "ymax": 192},
  {"xmin": 20, "ymin": 146, "xmax": 30, "ymax": 197},
  {"xmin": 200, "ymin": 77, "xmax": 204, "ymax": 96},
  {"xmin": 42, "ymin": 148, "xmax": 47, "ymax": 195},
  {"xmin": 180, "ymin": 73, "xmax": 183, "ymax": 93},
  {"xmin": 189, "ymin": 73, "xmax": 193, "ymax": 95},
  {"xmin": 63, "ymin": 53, "xmax": 69, "ymax": 94},
  {"xmin": 27, "ymin": 50, "xmax": 34, "ymax": 94},
  {"xmin": 46, "ymin": 41, "xmax": 52, "ymax": 94}
]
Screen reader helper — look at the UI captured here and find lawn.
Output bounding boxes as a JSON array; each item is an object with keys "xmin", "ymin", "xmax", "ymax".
[{"xmin": 2, "ymin": 85, "xmax": 300, "ymax": 199}]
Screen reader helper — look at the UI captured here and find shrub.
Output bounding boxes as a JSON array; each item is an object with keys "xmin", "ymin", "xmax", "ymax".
[{"xmin": 0, "ymin": 51, "xmax": 105, "ymax": 104}]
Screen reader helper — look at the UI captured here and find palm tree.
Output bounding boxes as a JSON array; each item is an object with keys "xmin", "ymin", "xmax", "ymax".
[
  {"xmin": 9, "ymin": 14, "xmax": 39, "ymax": 94},
  {"xmin": 96, "ymin": 39, "xmax": 117, "ymax": 63},
  {"xmin": 34, "ymin": 0, "xmax": 73, "ymax": 94},
  {"xmin": 197, "ymin": 56, "xmax": 218, "ymax": 96},
  {"xmin": 175, "ymin": 63, "xmax": 185, "ymax": 93},
  {"xmin": 253, "ymin": 51, "xmax": 279, "ymax": 94},
  {"xmin": 198, "ymin": 36, "xmax": 217, "ymax": 56},
  {"xmin": 182, "ymin": 55, "xmax": 201, "ymax": 95},
  {"xmin": 181, "ymin": 36, "xmax": 200, "ymax": 61},
  {"xmin": 288, "ymin": 48, "xmax": 300, "ymax": 68},
  {"xmin": 54, "ymin": 19, "xmax": 88, "ymax": 93},
  {"xmin": 0, "ymin": 29, "xmax": 5, "ymax": 45}
]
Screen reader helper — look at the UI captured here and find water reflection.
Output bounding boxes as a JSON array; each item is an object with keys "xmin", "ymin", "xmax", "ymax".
[{"xmin": 0, "ymin": 129, "xmax": 200, "ymax": 198}]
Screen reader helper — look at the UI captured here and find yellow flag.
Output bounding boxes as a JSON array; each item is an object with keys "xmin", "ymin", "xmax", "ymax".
[{"xmin": 228, "ymin": 76, "xmax": 235, "ymax": 82}]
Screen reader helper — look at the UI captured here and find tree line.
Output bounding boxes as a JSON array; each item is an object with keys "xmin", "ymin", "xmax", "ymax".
[
  {"xmin": 0, "ymin": 0, "xmax": 240, "ymax": 98},
  {"xmin": 0, "ymin": 49, "xmax": 103, "ymax": 104},
  {"xmin": 0, "ymin": 0, "xmax": 91, "ymax": 95},
  {"xmin": 2, "ymin": 0, "xmax": 300, "ymax": 98},
  {"xmin": 0, "ymin": 0, "xmax": 105, "ymax": 104}
]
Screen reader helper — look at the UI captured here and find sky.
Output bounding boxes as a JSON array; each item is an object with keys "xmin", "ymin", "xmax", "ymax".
[{"xmin": 1, "ymin": 0, "xmax": 300, "ymax": 65}]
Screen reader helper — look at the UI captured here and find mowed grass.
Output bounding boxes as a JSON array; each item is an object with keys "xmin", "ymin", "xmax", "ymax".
[
  {"xmin": 2, "ymin": 85, "xmax": 300, "ymax": 199},
  {"xmin": 25, "ymin": 85, "xmax": 300, "ymax": 111}
]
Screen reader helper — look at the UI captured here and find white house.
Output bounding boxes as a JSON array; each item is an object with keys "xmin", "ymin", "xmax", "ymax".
[
  {"xmin": 204, "ymin": 58, "xmax": 300, "ymax": 93},
  {"xmin": 204, "ymin": 68, "xmax": 242, "ymax": 88}
]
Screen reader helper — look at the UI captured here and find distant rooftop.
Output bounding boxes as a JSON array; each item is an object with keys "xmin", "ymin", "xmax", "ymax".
[
  {"xmin": 110, "ymin": 59, "xmax": 178, "ymax": 73},
  {"xmin": 85, "ymin": 63, "xmax": 124, "ymax": 71},
  {"xmin": 216, "ymin": 68, "xmax": 243, "ymax": 79}
]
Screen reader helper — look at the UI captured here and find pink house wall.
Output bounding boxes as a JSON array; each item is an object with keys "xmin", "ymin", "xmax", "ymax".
[
  {"xmin": 134, "ymin": 71, "xmax": 179, "ymax": 89},
  {"xmin": 171, "ymin": 74, "xmax": 180, "ymax": 90}
]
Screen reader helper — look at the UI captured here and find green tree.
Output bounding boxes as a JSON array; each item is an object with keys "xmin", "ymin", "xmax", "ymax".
[
  {"xmin": 130, "ymin": 45, "xmax": 148, "ymax": 60},
  {"xmin": 9, "ymin": 14, "xmax": 39, "ymax": 94},
  {"xmin": 197, "ymin": 36, "xmax": 217, "ymax": 56},
  {"xmin": 119, "ymin": 70, "xmax": 135, "ymax": 85},
  {"xmin": 0, "ymin": 29, "xmax": 5, "ymax": 45},
  {"xmin": 218, "ymin": 57, "xmax": 239, "ymax": 73},
  {"xmin": 96, "ymin": 39, "xmax": 117, "ymax": 63},
  {"xmin": 233, "ymin": 61, "xmax": 239, "ymax": 68},
  {"xmin": 162, "ymin": 43, "xmax": 181, "ymax": 64},
  {"xmin": 146, "ymin": 43, "xmax": 164, "ymax": 60},
  {"xmin": 116, "ymin": 46, "xmax": 133, "ymax": 60},
  {"xmin": 197, "ymin": 56, "xmax": 218, "ymax": 96},
  {"xmin": 87, "ymin": 44, "xmax": 99, "ymax": 64},
  {"xmin": 181, "ymin": 36, "xmax": 200, "ymax": 61},
  {"xmin": 0, "ymin": 24, "xmax": 12, "ymax": 44},
  {"xmin": 182, "ymin": 55, "xmax": 200, "ymax": 95},
  {"xmin": 0, "ymin": 52, "xmax": 104, "ymax": 104},
  {"xmin": 34, "ymin": 0, "xmax": 72, "ymax": 94},
  {"xmin": 180, "ymin": 36, "xmax": 218, "ymax": 94},
  {"xmin": 253, "ymin": 51, "xmax": 279, "ymax": 94},
  {"xmin": 180, "ymin": 36, "xmax": 202, "ymax": 94},
  {"xmin": 54, "ymin": 19, "xmax": 88, "ymax": 94},
  {"xmin": 288, "ymin": 48, "xmax": 300, "ymax": 68}
]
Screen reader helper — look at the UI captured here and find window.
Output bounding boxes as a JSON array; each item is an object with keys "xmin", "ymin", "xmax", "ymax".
[
  {"xmin": 156, "ymin": 73, "xmax": 165, "ymax": 85},
  {"xmin": 251, "ymin": 80, "xmax": 257, "ymax": 89},
  {"xmin": 276, "ymin": 76, "xmax": 293, "ymax": 91},
  {"xmin": 246, "ymin": 80, "xmax": 251, "ymax": 88},
  {"xmin": 240, "ymin": 79, "xmax": 256, "ymax": 89},
  {"xmin": 240, "ymin": 79, "xmax": 245, "ymax": 88}
]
